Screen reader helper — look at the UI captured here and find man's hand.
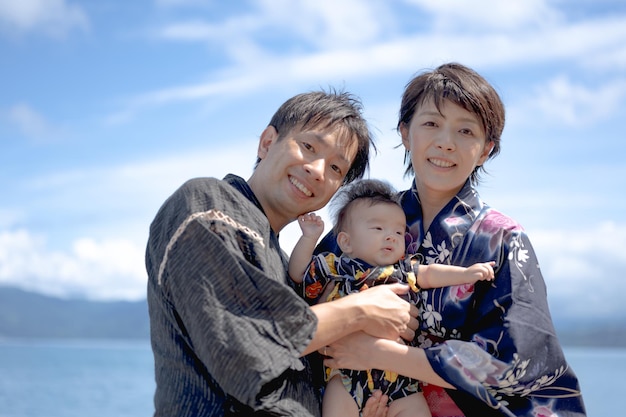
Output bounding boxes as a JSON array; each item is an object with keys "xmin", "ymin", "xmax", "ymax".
[{"xmin": 353, "ymin": 283, "xmax": 419, "ymax": 342}]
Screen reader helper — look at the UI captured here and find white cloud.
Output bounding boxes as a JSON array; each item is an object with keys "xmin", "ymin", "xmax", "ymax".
[
  {"xmin": 405, "ymin": 0, "xmax": 563, "ymax": 31},
  {"xmin": 124, "ymin": 10, "xmax": 626, "ymax": 122},
  {"xmin": 531, "ymin": 221, "xmax": 626, "ymax": 317},
  {"xmin": 507, "ymin": 75, "xmax": 626, "ymax": 128},
  {"xmin": 5, "ymin": 103, "xmax": 63, "ymax": 141},
  {"xmin": 0, "ymin": 0, "xmax": 88, "ymax": 37},
  {"xmin": 0, "ymin": 229, "xmax": 145, "ymax": 300},
  {"xmin": 158, "ymin": 0, "xmax": 391, "ymax": 49}
]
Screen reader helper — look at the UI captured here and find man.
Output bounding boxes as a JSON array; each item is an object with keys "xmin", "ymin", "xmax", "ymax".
[{"xmin": 146, "ymin": 90, "xmax": 419, "ymax": 416}]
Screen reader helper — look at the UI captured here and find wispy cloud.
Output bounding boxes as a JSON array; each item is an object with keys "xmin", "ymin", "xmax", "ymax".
[
  {"xmin": 0, "ymin": 143, "xmax": 257, "ymax": 300},
  {"xmin": 0, "ymin": 0, "xmax": 89, "ymax": 37},
  {"xmin": 510, "ymin": 75, "xmax": 626, "ymax": 127},
  {"xmin": 405, "ymin": 0, "xmax": 564, "ymax": 31},
  {"xmin": 0, "ymin": 229, "xmax": 146, "ymax": 300},
  {"xmin": 113, "ymin": 3, "xmax": 626, "ymax": 124},
  {"xmin": 4, "ymin": 103, "xmax": 65, "ymax": 142}
]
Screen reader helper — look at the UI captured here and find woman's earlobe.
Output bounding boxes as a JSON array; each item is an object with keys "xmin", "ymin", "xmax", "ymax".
[{"xmin": 399, "ymin": 122, "xmax": 411, "ymax": 150}]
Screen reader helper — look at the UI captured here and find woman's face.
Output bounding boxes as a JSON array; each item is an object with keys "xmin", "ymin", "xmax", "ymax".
[{"xmin": 400, "ymin": 98, "xmax": 493, "ymax": 203}]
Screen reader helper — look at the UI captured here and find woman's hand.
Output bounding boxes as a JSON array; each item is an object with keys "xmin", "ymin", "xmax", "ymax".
[{"xmin": 323, "ymin": 331, "xmax": 387, "ymax": 371}]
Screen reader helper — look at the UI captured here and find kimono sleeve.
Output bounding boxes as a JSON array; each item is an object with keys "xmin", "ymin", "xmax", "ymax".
[
  {"xmin": 159, "ymin": 214, "xmax": 318, "ymax": 411},
  {"xmin": 424, "ymin": 228, "xmax": 585, "ymax": 415}
]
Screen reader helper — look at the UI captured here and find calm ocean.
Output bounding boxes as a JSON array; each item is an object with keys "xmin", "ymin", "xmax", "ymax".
[{"xmin": 0, "ymin": 339, "xmax": 619, "ymax": 416}]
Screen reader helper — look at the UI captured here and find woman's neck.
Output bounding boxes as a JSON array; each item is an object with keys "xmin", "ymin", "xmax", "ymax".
[{"xmin": 415, "ymin": 185, "xmax": 460, "ymax": 232}]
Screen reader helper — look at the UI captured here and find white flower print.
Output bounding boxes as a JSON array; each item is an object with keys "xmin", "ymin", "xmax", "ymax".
[{"xmin": 422, "ymin": 303, "xmax": 442, "ymax": 328}]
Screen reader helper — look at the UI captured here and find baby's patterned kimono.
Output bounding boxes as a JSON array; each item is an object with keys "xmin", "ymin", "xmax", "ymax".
[{"xmin": 301, "ymin": 254, "xmax": 422, "ymax": 410}]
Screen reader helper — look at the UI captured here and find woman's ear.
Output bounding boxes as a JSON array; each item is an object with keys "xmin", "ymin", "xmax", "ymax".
[
  {"xmin": 477, "ymin": 140, "xmax": 495, "ymax": 166},
  {"xmin": 336, "ymin": 231, "xmax": 352, "ymax": 254},
  {"xmin": 257, "ymin": 126, "xmax": 279, "ymax": 159},
  {"xmin": 399, "ymin": 122, "xmax": 410, "ymax": 151}
]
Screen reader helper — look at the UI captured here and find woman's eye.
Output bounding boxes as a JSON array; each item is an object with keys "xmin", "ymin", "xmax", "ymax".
[
  {"xmin": 330, "ymin": 164, "xmax": 342, "ymax": 175},
  {"xmin": 460, "ymin": 128, "xmax": 473, "ymax": 136},
  {"xmin": 302, "ymin": 142, "xmax": 313, "ymax": 151}
]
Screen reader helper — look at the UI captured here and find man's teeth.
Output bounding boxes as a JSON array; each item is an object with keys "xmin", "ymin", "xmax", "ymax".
[{"xmin": 290, "ymin": 177, "xmax": 312, "ymax": 196}]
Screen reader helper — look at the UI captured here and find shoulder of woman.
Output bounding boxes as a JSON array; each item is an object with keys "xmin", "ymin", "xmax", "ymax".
[{"xmin": 479, "ymin": 208, "xmax": 525, "ymax": 233}]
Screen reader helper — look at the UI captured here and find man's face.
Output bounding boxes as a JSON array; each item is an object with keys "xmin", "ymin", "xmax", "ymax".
[{"xmin": 250, "ymin": 125, "xmax": 358, "ymax": 232}]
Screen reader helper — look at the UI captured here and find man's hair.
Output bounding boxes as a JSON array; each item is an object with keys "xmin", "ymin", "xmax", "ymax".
[
  {"xmin": 397, "ymin": 62, "xmax": 505, "ymax": 184},
  {"xmin": 258, "ymin": 89, "xmax": 375, "ymax": 184},
  {"xmin": 330, "ymin": 179, "xmax": 402, "ymax": 235}
]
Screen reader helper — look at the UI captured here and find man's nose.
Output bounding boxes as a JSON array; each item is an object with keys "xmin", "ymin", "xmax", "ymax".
[{"xmin": 306, "ymin": 158, "xmax": 325, "ymax": 180}]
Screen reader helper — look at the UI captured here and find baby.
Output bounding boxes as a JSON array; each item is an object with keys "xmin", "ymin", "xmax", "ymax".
[{"xmin": 289, "ymin": 179, "xmax": 495, "ymax": 417}]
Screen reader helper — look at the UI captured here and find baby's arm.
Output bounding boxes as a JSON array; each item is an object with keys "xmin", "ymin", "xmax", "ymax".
[
  {"xmin": 416, "ymin": 261, "xmax": 495, "ymax": 289},
  {"xmin": 288, "ymin": 213, "xmax": 325, "ymax": 284}
]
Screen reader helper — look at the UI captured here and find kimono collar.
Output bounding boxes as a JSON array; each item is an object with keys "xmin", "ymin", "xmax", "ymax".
[
  {"xmin": 224, "ymin": 173, "xmax": 282, "ymax": 246},
  {"xmin": 401, "ymin": 178, "xmax": 484, "ymax": 255},
  {"xmin": 224, "ymin": 174, "xmax": 263, "ymax": 212}
]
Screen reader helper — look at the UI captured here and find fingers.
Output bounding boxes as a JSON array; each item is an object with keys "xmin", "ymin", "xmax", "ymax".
[
  {"xmin": 387, "ymin": 282, "xmax": 411, "ymax": 297},
  {"xmin": 318, "ymin": 345, "xmax": 331, "ymax": 358},
  {"xmin": 362, "ymin": 390, "xmax": 389, "ymax": 417},
  {"xmin": 298, "ymin": 212, "xmax": 322, "ymax": 223},
  {"xmin": 399, "ymin": 326, "xmax": 415, "ymax": 343}
]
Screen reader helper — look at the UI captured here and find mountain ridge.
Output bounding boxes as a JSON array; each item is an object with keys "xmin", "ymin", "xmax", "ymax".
[
  {"xmin": 1, "ymin": 285, "xmax": 624, "ymax": 347},
  {"xmin": 0, "ymin": 285, "xmax": 149, "ymax": 340}
]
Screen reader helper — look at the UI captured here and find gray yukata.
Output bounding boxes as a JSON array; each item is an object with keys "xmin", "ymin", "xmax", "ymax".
[{"xmin": 146, "ymin": 174, "xmax": 322, "ymax": 416}]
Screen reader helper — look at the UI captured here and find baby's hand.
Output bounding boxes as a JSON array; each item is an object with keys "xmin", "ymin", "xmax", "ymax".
[
  {"xmin": 467, "ymin": 261, "xmax": 496, "ymax": 282},
  {"xmin": 298, "ymin": 213, "xmax": 324, "ymax": 239}
]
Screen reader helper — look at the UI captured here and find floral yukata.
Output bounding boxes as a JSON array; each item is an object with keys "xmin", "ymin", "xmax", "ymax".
[
  {"xmin": 301, "ymin": 253, "xmax": 422, "ymax": 410},
  {"xmin": 315, "ymin": 179, "xmax": 586, "ymax": 417}
]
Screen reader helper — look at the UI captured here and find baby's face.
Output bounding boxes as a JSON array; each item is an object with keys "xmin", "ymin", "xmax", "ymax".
[{"xmin": 342, "ymin": 202, "xmax": 406, "ymax": 266}]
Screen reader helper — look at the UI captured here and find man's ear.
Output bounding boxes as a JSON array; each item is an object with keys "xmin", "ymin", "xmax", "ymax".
[
  {"xmin": 257, "ymin": 126, "xmax": 279, "ymax": 159},
  {"xmin": 336, "ymin": 231, "xmax": 352, "ymax": 254}
]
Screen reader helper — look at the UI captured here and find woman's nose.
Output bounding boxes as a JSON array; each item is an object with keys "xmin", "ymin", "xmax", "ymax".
[{"xmin": 435, "ymin": 130, "xmax": 455, "ymax": 151}]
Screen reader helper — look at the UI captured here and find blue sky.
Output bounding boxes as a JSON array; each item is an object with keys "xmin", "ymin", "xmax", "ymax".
[{"xmin": 1, "ymin": 0, "xmax": 625, "ymax": 324}]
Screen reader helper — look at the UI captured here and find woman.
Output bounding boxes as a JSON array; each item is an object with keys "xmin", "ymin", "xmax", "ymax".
[{"xmin": 318, "ymin": 63, "xmax": 586, "ymax": 416}]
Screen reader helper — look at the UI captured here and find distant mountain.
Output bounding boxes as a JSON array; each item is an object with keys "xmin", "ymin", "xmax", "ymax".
[
  {"xmin": 0, "ymin": 285, "xmax": 624, "ymax": 346},
  {"xmin": 0, "ymin": 286, "xmax": 149, "ymax": 340}
]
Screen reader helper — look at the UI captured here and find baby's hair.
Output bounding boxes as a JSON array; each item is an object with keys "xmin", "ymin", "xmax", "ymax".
[{"xmin": 330, "ymin": 179, "xmax": 402, "ymax": 235}]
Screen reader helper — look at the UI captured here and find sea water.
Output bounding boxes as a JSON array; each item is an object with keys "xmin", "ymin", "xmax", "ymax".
[{"xmin": 0, "ymin": 339, "xmax": 619, "ymax": 416}]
